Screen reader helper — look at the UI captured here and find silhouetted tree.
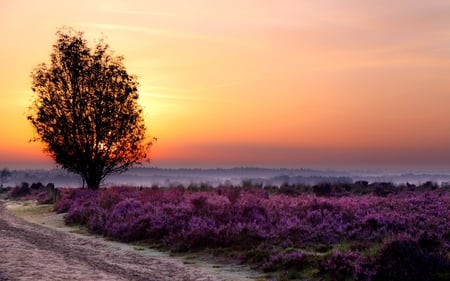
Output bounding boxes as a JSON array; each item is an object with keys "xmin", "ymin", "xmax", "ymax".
[
  {"xmin": 1, "ymin": 168, "xmax": 11, "ymax": 187},
  {"xmin": 28, "ymin": 28, "xmax": 152, "ymax": 189}
]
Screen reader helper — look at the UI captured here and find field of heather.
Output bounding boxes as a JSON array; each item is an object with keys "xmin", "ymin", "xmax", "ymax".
[{"xmin": 49, "ymin": 183, "xmax": 450, "ymax": 281}]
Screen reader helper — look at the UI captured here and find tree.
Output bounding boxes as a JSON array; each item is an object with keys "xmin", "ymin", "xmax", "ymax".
[
  {"xmin": 28, "ymin": 28, "xmax": 152, "ymax": 189},
  {"xmin": 1, "ymin": 168, "xmax": 11, "ymax": 187}
]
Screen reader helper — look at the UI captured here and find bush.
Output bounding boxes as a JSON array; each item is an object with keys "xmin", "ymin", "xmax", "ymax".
[
  {"xmin": 262, "ymin": 250, "xmax": 306, "ymax": 272},
  {"xmin": 65, "ymin": 199, "xmax": 99, "ymax": 225},
  {"xmin": 36, "ymin": 191, "xmax": 52, "ymax": 204},
  {"xmin": 8, "ymin": 182, "xmax": 30, "ymax": 198},
  {"xmin": 319, "ymin": 251, "xmax": 360, "ymax": 281},
  {"xmin": 46, "ymin": 183, "xmax": 60, "ymax": 203},
  {"xmin": 54, "ymin": 189, "xmax": 97, "ymax": 213},
  {"xmin": 313, "ymin": 183, "xmax": 332, "ymax": 196},
  {"xmin": 104, "ymin": 198, "xmax": 147, "ymax": 242},
  {"xmin": 87, "ymin": 208, "xmax": 107, "ymax": 234},
  {"xmin": 30, "ymin": 182, "xmax": 44, "ymax": 190},
  {"xmin": 373, "ymin": 238, "xmax": 450, "ymax": 281}
]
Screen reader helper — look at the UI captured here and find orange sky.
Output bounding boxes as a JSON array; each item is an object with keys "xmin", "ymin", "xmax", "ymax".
[{"xmin": 1, "ymin": 0, "xmax": 449, "ymax": 170}]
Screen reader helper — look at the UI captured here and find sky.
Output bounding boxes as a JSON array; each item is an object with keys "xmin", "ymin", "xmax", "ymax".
[{"xmin": 0, "ymin": 0, "xmax": 449, "ymax": 170}]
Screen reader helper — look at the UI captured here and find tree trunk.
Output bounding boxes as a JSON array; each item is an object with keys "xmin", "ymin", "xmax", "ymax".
[{"xmin": 84, "ymin": 171, "xmax": 101, "ymax": 190}]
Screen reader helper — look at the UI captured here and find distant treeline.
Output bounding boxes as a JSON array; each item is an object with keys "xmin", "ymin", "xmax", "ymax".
[
  {"xmin": 3, "ymin": 167, "xmax": 450, "ymax": 188},
  {"xmin": 1, "ymin": 179, "xmax": 448, "ymax": 200},
  {"xmin": 184, "ymin": 179, "xmax": 449, "ymax": 197}
]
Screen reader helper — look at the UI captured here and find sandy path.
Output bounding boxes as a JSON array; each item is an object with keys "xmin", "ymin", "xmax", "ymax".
[{"xmin": 0, "ymin": 202, "xmax": 260, "ymax": 281}]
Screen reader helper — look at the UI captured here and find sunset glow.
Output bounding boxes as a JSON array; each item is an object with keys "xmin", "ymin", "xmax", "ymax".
[{"xmin": 1, "ymin": 0, "xmax": 449, "ymax": 170}]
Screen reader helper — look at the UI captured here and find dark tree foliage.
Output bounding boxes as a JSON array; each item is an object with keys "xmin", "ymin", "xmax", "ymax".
[
  {"xmin": 28, "ymin": 28, "xmax": 151, "ymax": 189},
  {"xmin": 0, "ymin": 168, "xmax": 11, "ymax": 185}
]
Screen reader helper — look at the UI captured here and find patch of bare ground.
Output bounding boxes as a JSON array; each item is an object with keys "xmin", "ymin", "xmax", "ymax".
[{"xmin": 0, "ymin": 201, "xmax": 266, "ymax": 281}]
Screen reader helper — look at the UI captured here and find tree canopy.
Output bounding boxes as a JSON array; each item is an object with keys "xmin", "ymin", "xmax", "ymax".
[{"xmin": 28, "ymin": 28, "xmax": 152, "ymax": 189}]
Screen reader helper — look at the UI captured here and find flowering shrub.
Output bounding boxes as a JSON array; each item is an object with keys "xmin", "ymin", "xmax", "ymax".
[
  {"xmin": 104, "ymin": 198, "xmax": 147, "ymax": 242},
  {"xmin": 65, "ymin": 198, "xmax": 99, "ymax": 225},
  {"xmin": 319, "ymin": 251, "xmax": 361, "ymax": 281},
  {"xmin": 373, "ymin": 238, "xmax": 450, "ymax": 281},
  {"xmin": 36, "ymin": 190, "xmax": 52, "ymax": 204},
  {"xmin": 262, "ymin": 250, "xmax": 306, "ymax": 272},
  {"xmin": 55, "ymin": 185, "xmax": 450, "ymax": 280},
  {"xmin": 54, "ymin": 188, "xmax": 98, "ymax": 213}
]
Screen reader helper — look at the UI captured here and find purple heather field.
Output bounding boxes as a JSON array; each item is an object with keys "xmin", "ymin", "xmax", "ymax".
[
  {"xmin": 3, "ymin": 168, "xmax": 450, "ymax": 280},
  {"xmin": 50, "ymin": 181, "xmax": 450, "ymax": 281}
]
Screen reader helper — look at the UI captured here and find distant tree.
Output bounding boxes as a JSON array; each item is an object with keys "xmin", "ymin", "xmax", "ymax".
[
  {"xmin": 1, "ymin": 168, "xmax": 12, "ymax": 187},
  {"xmin": 28, "ymin": 28, "xmax": 152, "ymax": 189}
]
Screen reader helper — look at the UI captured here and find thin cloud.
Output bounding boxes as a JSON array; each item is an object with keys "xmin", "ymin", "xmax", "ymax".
[
  {"xmin": 197, "ymin": 81, "xmax": 249, "ymax": 90},
  {"xmin": 144, "ymin": 85, "xmax": 186, "ymax": 92},
  {"xmin": 100, "ymin": 8, "xmax": 176, "ymax": 18},
  {"xmin": 140, "ymin": 91, "xmax": 207, "ymax": 102},
  {"xmin": 79, "ymin": 22, "xmax": 201, "ymax": 39}
]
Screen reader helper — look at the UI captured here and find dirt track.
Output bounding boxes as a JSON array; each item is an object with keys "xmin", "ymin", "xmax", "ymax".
[{"xmin": 0, "ymin": 202, "xmax": 257, "ymax": 281}]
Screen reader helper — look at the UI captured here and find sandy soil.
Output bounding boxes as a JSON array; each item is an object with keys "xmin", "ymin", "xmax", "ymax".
[{"xmin": 0, "ymin": 201, "xmax": 264, "ymax": 281}]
